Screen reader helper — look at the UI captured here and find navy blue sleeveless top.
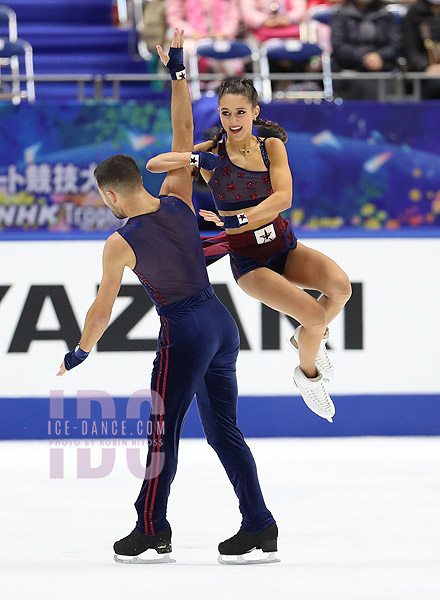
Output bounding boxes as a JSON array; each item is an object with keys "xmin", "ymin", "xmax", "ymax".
[
  {"xmin": 117, "ymin": 195, "xmax": 210, "ymax": 308},
  {"xmin": 208, "ymin": 137, "xmax": 273, "ymax": 212}
]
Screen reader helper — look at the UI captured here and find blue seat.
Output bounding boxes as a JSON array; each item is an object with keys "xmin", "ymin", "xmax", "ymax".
[
  {"xmin": 308, "ymin": 5, "xmax": 338, "ymax": 25},
  {"xmin": 188, "ymin": 38, "xmax": 261, "ymax": 100},
  {"xmin": 259, "ymin": 38, "xmax": 333, "ymax": 102},
  {"xmin": 385, "ymin": 3, "xmax": 408, "ymax": 23},
  {"xmin": 0, "ymin": 37, "xmax": 35, "ymax": 103}
]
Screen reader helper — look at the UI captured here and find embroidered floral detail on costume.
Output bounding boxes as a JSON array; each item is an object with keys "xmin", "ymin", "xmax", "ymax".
[
  {"xmin": 251, "ymin": 192, "xmax": 259, "ymax": 200},
  {"xmin": 223, "ymin": 166, "xmax": 232, "ymax": 176},
  {"xmin": 238, "ymin": 171, "xmax": 244, "ymax": 178},
  {"xmin": 227, "ymin": 183, "xmax": 237, "ymax": 193},
  {"xmin": 261, "ymin": 173, "xmax": 270, "ymax": 183},
  {"xmin": 247, "ymin": 182, "xmax": 254, "ymax": 189}
]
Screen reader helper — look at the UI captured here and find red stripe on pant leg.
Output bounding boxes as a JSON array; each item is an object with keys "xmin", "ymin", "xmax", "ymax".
[
  {"xmin": 143, "ymin": 318, "xmax": 165, "ymax": 534},
  {"xmin": 148, "ymin": 316, "xmax": 170, "ymax": 530}
]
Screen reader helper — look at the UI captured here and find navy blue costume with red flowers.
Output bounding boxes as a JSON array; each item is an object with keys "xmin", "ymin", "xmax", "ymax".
[
  {"xmin": 203, "ymin": 137, "xmax": 297, "ymax": 280},
  {"xmin": 118, "ymin": 195, "xmax": 275, "ymax": 536}
]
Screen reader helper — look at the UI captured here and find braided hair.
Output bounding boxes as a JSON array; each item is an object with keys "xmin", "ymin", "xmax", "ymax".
[{"xmin": 208, "ymin": 78, "xmax": 288, "ymax": 151}]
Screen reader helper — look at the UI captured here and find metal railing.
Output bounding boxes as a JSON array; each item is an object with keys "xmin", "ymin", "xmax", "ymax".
[
  {"xmin": 0, "ymin": 71, "xmax": 439, "ymax": 103},
  {"xmin": 115, "ymin": 0, "xmax": 151, "ymax": 61}
]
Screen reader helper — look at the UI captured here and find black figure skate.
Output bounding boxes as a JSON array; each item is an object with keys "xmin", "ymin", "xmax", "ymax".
[
  {"xmin": 217, "ymin": 522, "xmax": 280, "ymax": 565},
  {"xmin": 113, "ymin": 526, "xmax": 175, "ymax": 564}
]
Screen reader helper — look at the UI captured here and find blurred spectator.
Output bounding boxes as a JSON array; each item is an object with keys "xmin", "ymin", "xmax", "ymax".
[
  {"xmin": 240, "ymin": 0, "xmax": 309, "ymax": 92},
  {"xmin": 331, "ymin": 0, "xmax": 401, "ymax": 99},
  {"xmin": 240, "ymin": 0, "xmax": 307, "ymax": 42},
  {"xmin": 402, "ymin": 0, "xmax": 440, "ymax": 98},
  {"xmin": 166, "ymin": 0, "xmax": 243, "ymax": 82},
  {"xmin": 166, "ymin": 0, "xmax": 241, "ymax": 40},
  {"xmin": 307, "ymin": 0, "xmax": 344, "ymax": 53},
  {"xmin": 141, "ymin": 0, "xmax": 167, "ymax": 54}
]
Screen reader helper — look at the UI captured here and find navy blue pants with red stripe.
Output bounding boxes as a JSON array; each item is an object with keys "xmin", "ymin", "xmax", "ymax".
[{"xmin": 134, "ymin": 285, "xmax": 275, "ymax": 535}]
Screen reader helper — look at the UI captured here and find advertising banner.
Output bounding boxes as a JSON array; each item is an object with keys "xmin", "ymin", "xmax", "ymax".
[
  {"xmin": 1, "ymin": 101, "xmax": 440, "ymax": 235},
  {"xmin": 0, "ymin": 102, "xmax": 171, "ymax": 234},
  {"xmin": 0, "ymin": 237, "xmax": 438, "ymax": 397}
]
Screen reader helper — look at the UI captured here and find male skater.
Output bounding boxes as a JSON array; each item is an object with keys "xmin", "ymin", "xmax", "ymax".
[{"xmin": 57, "ymin": 30, "xmax": 277, "ymax": 565}]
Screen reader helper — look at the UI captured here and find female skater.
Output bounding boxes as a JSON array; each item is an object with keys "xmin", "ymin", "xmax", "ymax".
[{"xmin": 195, "ymin": 78, "xmax": 352, "ymax": 421}]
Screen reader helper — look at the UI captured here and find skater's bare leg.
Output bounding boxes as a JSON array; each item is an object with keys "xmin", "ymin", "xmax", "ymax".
[{"xmin": 238, "ymin": 267, "xmax": 326, "ymax": 378}]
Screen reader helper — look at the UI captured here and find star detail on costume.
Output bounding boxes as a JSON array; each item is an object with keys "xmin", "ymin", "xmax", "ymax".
[
  {"xmin": 258, "ymin": 228, "xmax": 275, "ymax": 243},
  {"xmin": 238, "ymin": 171, "xmax": 244, "ymax": 178},
  {"xmin": 261, "ymin": 173, "xmax": 270, "ymax": 183},
  {"xmin": 176, "ymin": 69, "xmax": 186, "ymax": 79},
  {"xmin": 238, "ymin": 213, "xmax": 248, "ymax": 224},
  {"xmin": 223, "ymin": 166, "xmax": 232, "ymax": 176},
  {"xmin": 267, "ymin": 188, "xmax": 273, "ymax": 195},
  {"xmin": 227, "ymin": 183, "xmax": 237, "ymax": 193},
  {"xmin": 251, "ymin": 192, "xmax": 259, "ymax": 200},
  {"xmin": 219, "ymin": 192, "xmax": 225, "ymax": 200},
  {"xmin": 190, "ymin": 156, "xmax": 197, "ymax": 164},
  {"xmin": 247, "ymin": 182, "xmax": 254, "ymax": 189},
  {"xmin": 235, "ymin": 194, "xmax": 242, "ymax": 201}
]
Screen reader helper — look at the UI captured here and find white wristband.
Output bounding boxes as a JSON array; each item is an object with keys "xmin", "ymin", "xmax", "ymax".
[
  {"xmin": 190, "ymin": 153, "xmax": 199, "ymax": 168},
  {"xmin": 237, "ymin": 212, "xmax": 249, "ymax": 226}
]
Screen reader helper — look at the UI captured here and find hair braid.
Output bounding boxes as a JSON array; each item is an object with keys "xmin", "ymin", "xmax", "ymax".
[
  {"xmin": 253, "ymin": 117, "xmax": 288, "ymax": 144},
  {"xmin": 191, "ymin": 126, "xmax": 226, "ymax": 179},
  {"xmin": 208, "ymin": 126, "xmax": 226, "ymax": 152}
]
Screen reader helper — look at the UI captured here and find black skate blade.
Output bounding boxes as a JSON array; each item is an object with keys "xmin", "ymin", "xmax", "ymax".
[
  {"xmin": 217, "ymin": 551, "xmax": 280, "ymax": 565},
  {"xmin": 113, "ymin": 553, "xmax": 175, "ymax": 564}
]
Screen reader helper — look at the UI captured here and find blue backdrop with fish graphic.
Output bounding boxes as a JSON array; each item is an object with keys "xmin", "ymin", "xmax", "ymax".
[{"xmin": 0, "ymin": 99, "xmax": 439, "ymax": 235}]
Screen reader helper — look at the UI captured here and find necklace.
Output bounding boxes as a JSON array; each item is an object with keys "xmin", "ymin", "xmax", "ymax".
[{"xmin": 226, "ymin": 137, "xmax": 255, "ymax": 155}]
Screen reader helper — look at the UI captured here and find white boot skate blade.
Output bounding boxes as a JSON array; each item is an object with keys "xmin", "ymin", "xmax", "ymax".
[
  {"xmin": 113, "ymin": 553, "xmax": 175, "ymax": 564},
  {"xmin": 304, "ymin": 402, "xmax": 335, "ymax": 422},
  {"xmin": 217, "ymin": 551, "xmax": 280, "ymax": 565},
  {"xmin": 294, "ymin": 380, "xmax": 335, "ymax": 421},
  {"xmin": 286, "ymin": 336, "xmax": 298, "ymax": 353}
]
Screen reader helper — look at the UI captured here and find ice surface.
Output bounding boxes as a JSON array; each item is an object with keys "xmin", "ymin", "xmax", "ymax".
[{"xmin": 0, "ymin": 437, "xmax": 439, "ymax": 600}]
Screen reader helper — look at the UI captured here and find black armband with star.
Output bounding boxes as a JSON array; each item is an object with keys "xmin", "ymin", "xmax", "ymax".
[{"xmin": 167, "ymin": 47, "xmax": 186, "ymax": 80}]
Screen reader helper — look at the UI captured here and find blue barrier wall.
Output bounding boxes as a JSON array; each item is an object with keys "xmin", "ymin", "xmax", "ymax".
[{"xmin": 1, "ymin": 395, "xmax": 440, "ymax": 440}]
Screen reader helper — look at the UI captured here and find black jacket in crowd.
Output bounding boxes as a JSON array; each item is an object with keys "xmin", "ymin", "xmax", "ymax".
[
  {"xmin": 402, "ymin": 0, "xmax": 440, "ymax": 71},
  {"xmin": 331, "ymin": 0, "xmax": 401, "ymax": 71}
]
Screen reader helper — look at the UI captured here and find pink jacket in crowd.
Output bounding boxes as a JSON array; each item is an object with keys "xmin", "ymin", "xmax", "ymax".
[
  {"xmin": 240, "ymin": 0, "xmax": 307, "ymax": 29},
  {"xmin": 166, "ymin": 0, "xmax": 241, "ymax": 39}
]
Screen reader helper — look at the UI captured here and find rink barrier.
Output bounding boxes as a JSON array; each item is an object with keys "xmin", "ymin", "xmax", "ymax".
[{"xmin": 1, "ymin": 394, "xmax": 439, "ymax": 440}]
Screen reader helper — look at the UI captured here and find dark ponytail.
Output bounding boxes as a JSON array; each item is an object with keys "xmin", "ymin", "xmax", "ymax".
[
  {"xmin": 208, "ymin": 126, "xmax": 226, "ymax": 152},
  {"xmin": 253, "ymin": 117, "xmax": 288, "ymax": 144},
  {"xmin": 192, "ymin": 126, "xmax": 225, "ymax": 179}
]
